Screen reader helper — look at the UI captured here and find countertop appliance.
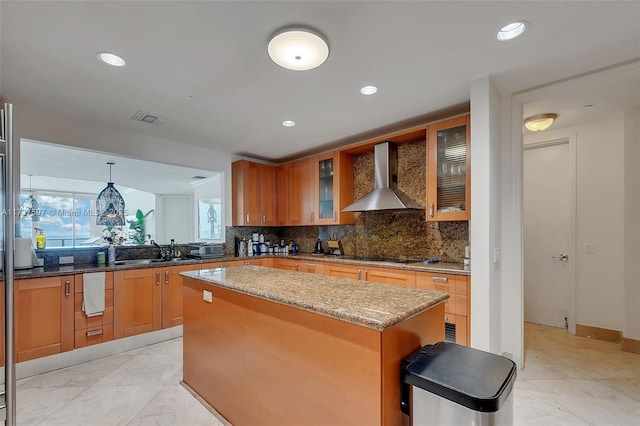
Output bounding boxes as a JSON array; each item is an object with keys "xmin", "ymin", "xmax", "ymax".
[{"xmin": 187, "ymin": 243, "xmax": 224, "ymax": 259}]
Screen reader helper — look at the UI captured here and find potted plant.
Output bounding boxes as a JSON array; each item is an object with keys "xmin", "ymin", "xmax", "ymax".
[{"xmin": 127, "ymin": 209, "xmax": 154, "ymax": 245}]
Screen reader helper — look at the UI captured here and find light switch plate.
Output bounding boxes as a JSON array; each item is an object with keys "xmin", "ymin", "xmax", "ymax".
[
  {"xmin": 203, "ymin": 290, "xmax": 213, "ymax": 303},
  {"xmin": 59, "ymin": 256, "xmax": 74, "ymax": 265}
]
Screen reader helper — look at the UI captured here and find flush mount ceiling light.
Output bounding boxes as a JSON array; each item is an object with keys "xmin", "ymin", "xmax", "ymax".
[
  {"xmin": 267, "ymin": 27, "xmax": 329, "ymax": 71},
  {"xmin": 360, "ymin": 85, "xmax": 378, "ymax": 95},
  {"xmin": 96, "ymin": 162, "xmax": 126, "ymax": 226},
  {"xmin": 282, "ymin": 120, "xmax": 296, "ymax": 127},
  {"xmin": 524, "ymin": 113, "xmax": 558, "ymax": 132},
  {"xmin": 97, "ymin": 51, "xmax": 126, "ymax": 67},
  {"xmin": 496, "ymin": 21, "xmax": 528, "ymax": 41}
]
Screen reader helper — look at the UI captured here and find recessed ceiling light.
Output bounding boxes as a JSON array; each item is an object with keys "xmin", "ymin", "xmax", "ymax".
[
  {"xmin": 97, "ymin": 51, "xmax": 126, "ymax": 67},
  {"xmin": 282, "ymin": 120, "xmax": 296, "ymax": 127},
  {"xmin": 267, "ymin": 27, "xmax": 329, "ymax": 71},
  {"xmin": 524, "ymin": 113, "xmax": 557, "ymax": 132},
  {"xmin": 496, "ymin": 21, "xmax": 528, "ymax": 41},
  {"xmin": 360, "ymin": 85, "xmax": 378, "ymax": 95}
]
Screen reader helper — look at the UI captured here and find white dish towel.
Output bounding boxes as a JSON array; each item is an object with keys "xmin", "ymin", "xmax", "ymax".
[{"xmin": 82, "ymin": 272, "xmax": 105, "ymax": 317}]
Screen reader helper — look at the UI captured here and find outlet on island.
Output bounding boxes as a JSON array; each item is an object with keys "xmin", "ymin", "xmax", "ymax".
[
  {"xmin": 203, "ymin": 290, "xmax": 213, "ymax": 303},
  {"xmin": 59, "ymin": 256, "xmax": 74, "ymax": 265}
]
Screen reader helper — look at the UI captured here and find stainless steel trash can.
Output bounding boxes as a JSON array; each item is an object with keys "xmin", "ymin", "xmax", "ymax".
[{"xmin": 401, "ymin": 342, "xmax": 517, "ymax": 426}]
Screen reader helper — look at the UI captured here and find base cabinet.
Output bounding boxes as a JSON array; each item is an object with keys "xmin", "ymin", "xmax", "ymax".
[
  {"xmin": 74, "ymin": 272, "xmax": 114, "ymax": 348},
  {"xmin": 416, "ymin": 272, "xmax": 470, "ymax": 346},
  {"xmin": 15, "ymin": 276, "xmax": 75, "ymax": 362}
]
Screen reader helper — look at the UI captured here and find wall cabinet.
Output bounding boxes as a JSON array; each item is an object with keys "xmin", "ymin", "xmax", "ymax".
[
  {"xmin": 74, "ymin": 272, "xmax": 114, "ymax": 348},
  {"xmin": 313, "ymin": 151, "xmax": 355, "ymax": 225},
  {"xmin": 232, "ymin": 160, "xmax": 276, "ymax": 226},
  {"xmin": 416, "ymin": 272, "xmax": 470, "ymax": 346},
  {"xmin": 15, "ymin": 275, "xmax": 74, "ymax": 362},
  {"xmin": 114, "ymin": 264, "xmax": 197, "ymax": 339},
  {"xmin": 289, "ymin": 157, "xmax": 314, "ymax": 226},
  {"xmin": 426, "ymin": 115, "xmax": 471, "ymax": 221},
  {"xmin": 275, "ymin": 163, "xmax": 291, "ymax": 226}
]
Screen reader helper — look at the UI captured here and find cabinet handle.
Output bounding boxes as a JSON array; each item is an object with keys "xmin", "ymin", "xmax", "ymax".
[
  {"xmin": 333, "ymin": 210, "xmax": 336, "ymax": 221},
  {"xmin": 86, "ymin": 329, "xmax": 103, "ymax": 337},
  {"xmin": 65, "ymin": 280, "xmax": 70, "ymax": 296},
  {"xmin": 310, "ymin": 212, "xmax": 314, "ymax": 223},
  {"xmin": 295, "ymin": 263, "xmax": 299, "ymax": 271},
  {"xmin": 156, "ymin": 271, "xmax": 160, "ymax": 285},
  {"xmin": 246, "ymin": 214, "xmax": 250, "ymax": 223},
  {"xmin": 165, "ymin": 270, "xmax": 169, "ymax": 284},
  {"xmin": 357, "ymin": 270, "xmax": 362, "ymax": 280},
  {"xmin": 306, "ymin": 263, "xmax": 315, "ymax": 268},
  {"xmin": 432, "ymin": 277, "xmax": 448, "ymax": 282},
  {"xmin": 262, "ymin": 214, "xmax": 266, "ymax": 224},
  {"xmin": 364, "ymin": 270, "xmax": 369, "ymax": 281},
  {"xmin": 429, "ymin": 203, "xmax": 434, "ymax": 217},
  {"xmin": 219, "ymin": 263, "xmax": 230, "ymax": 268}
]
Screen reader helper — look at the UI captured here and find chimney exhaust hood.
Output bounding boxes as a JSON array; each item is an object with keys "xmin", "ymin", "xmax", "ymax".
[{"xmin": 342, "ymin": 141, "xmax": 423, "ymax": 212}]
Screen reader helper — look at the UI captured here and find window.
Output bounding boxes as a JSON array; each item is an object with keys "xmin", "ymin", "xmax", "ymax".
[{"xmin": 20, "ymin": 191, "xmax": 99, "ymax": 247}]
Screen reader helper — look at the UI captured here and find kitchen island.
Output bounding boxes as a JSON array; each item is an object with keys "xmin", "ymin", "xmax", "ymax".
[{"xmin": 181, "ymin": 266, "xmax": 448, "ymax": 426}]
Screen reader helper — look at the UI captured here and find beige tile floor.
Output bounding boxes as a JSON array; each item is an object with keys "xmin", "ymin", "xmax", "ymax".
[
  {"xmin": 15, "ymin": 323, "xmax": 640, "ymax": 425},
  {"xmin": 515, "ymin": 322, "xmax": 640, "ymax": 426}
]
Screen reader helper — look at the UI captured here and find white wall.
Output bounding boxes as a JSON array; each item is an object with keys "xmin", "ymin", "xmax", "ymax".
[
  {"xmin": 524, "ymin": 116, "xmax": 626, "ymax": 332},
  {"xmin": 155, "ymin": 194, "xmax": 194, "ymax": 244},
  {"xmin": 10, "ymin": 102, "xmax": 235, "ymax": 227},
  {"xmin": 470, "ymin": 76, "xmax": 504, "ymax": 354},
  {"xmin": 624, "ymin": 107, "xmax": 640, "ymax": 339}
]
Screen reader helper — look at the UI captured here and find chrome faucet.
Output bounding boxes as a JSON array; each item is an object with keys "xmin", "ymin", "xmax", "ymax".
[
  {"xmin": 150, "ymin": 240, "xmax": 169, "ymax": 260},
  {"xmin": 169, "ymin": 239, "xmax": 176, "ymax": 259}
]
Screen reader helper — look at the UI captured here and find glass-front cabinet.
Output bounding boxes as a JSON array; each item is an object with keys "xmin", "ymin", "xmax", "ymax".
[
  {"xmin": 313, "ymin": 151, "xmax": 355, "ymax": 225},
  {"xmin": 426, "ymin": 114, "xmax": 470, "ymax": 221}
]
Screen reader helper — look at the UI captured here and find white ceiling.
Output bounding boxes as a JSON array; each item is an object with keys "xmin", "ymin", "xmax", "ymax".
[
  {"xmin": 20, "ymin": 139, "xmax": 217, "ymax": 194},
  {"xmin": 1, "ymin": 1, "xmax": 639, "ymax": 162}
]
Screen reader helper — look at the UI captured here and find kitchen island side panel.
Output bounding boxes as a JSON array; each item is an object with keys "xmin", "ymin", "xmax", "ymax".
[{"xmin": 183, "ymin": 276, "xmax": 383, "ymax": 426}]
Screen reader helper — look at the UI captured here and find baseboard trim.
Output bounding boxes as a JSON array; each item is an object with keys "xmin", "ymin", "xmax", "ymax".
[
  {"xmin": 3, "ymin": 326, "xmax": 183, "ymax": 380},
  {"xmin": 622, "ymin": 337, "xmax": 640, "ymax": 354},
  {"xmin": 575, "ymin": 323, "xmax": 622, "ymax": 343}
]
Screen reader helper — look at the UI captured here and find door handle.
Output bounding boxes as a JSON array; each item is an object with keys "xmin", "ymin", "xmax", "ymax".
[{"xmin": 552, "ymin": 253, "xmax": 569, "ymax": 262}]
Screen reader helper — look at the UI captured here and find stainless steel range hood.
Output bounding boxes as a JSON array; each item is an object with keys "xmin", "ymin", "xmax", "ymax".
[{"xmin": 342, "ymin": 141, "xmax": 423, "ymax": 212}]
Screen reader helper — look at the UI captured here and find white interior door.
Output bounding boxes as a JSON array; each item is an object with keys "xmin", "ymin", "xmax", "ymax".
[{"xmin": 524, "ymin": 141, "xmax": 573, "ymax": 328}]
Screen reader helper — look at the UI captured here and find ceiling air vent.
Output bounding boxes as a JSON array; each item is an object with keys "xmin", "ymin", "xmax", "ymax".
[
  {"xmin": 191, "ymin": 175, "xmax": 208, "ymax": 180},
  {"xmin": 131, "ymin": 111, "xmax": 165, "ymax": 125}
]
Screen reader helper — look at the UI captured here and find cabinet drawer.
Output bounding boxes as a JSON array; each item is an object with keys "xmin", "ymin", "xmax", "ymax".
[
  {"xmin": 74, "ymin": 306, "xmax": 114, "ymax": 330},
  {"xmin": 299, "ymin": 262, "xmax": 325, "ymax": 275},
  {"xmin": 75, "ymin": 324, "xmax": 114, "ymax": 348}
]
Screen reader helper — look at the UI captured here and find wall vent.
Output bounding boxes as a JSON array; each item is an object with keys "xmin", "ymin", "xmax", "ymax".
[
  {"xmin": 131, "ymin": 111, "xmax": 165, "ymax": 125},
  {"xmin": 191, "ymin": 175, "xmax": 208, "ymax": 180}
]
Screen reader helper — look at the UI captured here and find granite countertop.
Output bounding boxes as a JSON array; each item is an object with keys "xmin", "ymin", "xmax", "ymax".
[
  {"xmin": 182, "ymin": 266, "xmax": 449, "ymax": 331},
  {"xmin": 2, "ymin": 252, "xmax": 469, "ymax": 280}
]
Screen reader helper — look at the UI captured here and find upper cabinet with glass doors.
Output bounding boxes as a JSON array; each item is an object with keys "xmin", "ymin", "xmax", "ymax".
[
  {"xmin": 313, "ymin": 151, "xmax": 355, "ymax": 225},
  {"xmin": 426, "ymin": 115, "xmax": 470, "ymax": 221}
]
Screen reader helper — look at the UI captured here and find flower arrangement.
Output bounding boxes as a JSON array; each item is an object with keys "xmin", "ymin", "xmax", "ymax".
[{"xmin": 102, "ymin": 226, "xmax": 127, "ymax": 245}]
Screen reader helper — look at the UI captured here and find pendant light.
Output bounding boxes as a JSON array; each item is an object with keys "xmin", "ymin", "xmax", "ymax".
[
  {"xmin": 20, "ymin": 175, "xmax": 40, "ymax": 222},
  {"xmin": 96, "ymin": 162, "xmax": 125, "ymax": 226}
]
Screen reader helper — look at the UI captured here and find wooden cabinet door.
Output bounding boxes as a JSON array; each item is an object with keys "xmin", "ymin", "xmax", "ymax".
[
  {"xmin": 365, "ymin": 267, "xmax": 416, "ymax": 288},
  {"xmin": 114, "ymin": 269, "xmax": 162, "ymax": 339},
  {"xmin": 15, "ymin": 276, "xmax": 74, "ymax": 362},
  {"xmin": 232, "ymin": 160, "xmax": 260, "ymax": 226},
  {"xmin": 289, "ymin": 158, "xmax": 314, "ymax": 226},
  {"xmin": 314, "ymin": 151, "xmax": 355, "ymax": 225},
  {"xmin": 162, "ymin": 264, "xmax": 199, "ymax": 329},
  {"xmin": 260, "ymin": 164, "xmax": 276, "ymax": 226},
  {"xmin": 324, "ymin": 263, "xmax": 362, "ymax": 280},
  {"xmin": 275, "ymin": 163, "xmax": 291, "ymax": 226},
  {"xmin": 272, "ymin": 258, "xmax": 300, "ymax": 271},
  {"xmin": 202, "ymin": 260, "xmax": 245, "ymax": 269},
  {"xmin": 426, "ymin": 114, "xmax": 471, "ymax": 222}
]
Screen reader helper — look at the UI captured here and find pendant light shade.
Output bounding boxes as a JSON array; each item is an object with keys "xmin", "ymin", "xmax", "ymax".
[
  {"xmin": 20, "ymin": 175, "xmax": 40, "ymax": 222},
  {"xmin": 96, "ymin": 162, "xmax": 125, "ymax": 226}
]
